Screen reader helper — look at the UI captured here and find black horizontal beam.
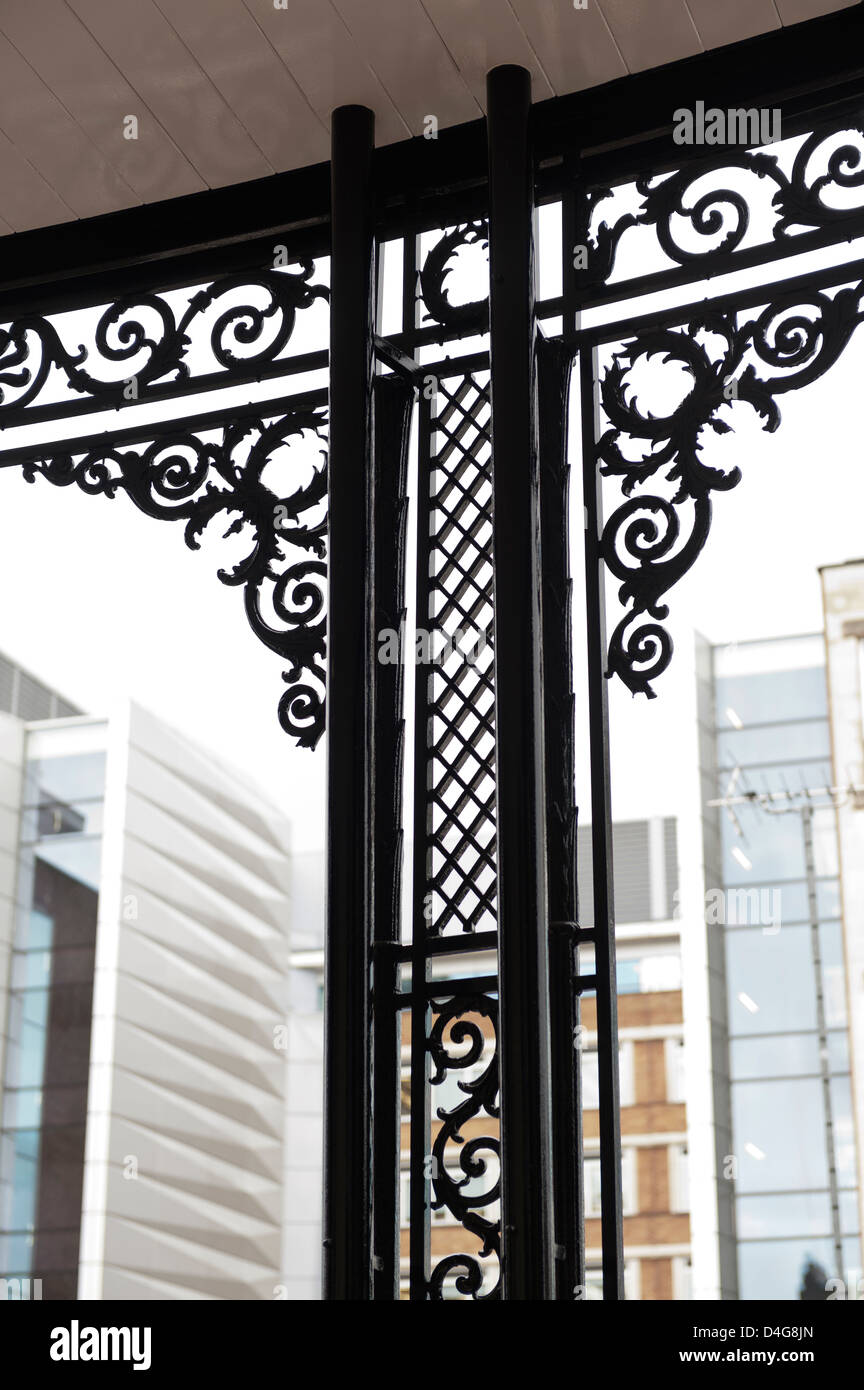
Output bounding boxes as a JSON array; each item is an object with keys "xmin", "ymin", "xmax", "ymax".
[
  {"xmin": 581, "ymin": 246, "xmax": 864, "ymax": 349},
  {"xmin": 0, "ymin": 3, "xmax": 862, "ymax": 313},
  {"xmin": 0, "ymin": 384, "xmax": 327, "ymax": 469}
]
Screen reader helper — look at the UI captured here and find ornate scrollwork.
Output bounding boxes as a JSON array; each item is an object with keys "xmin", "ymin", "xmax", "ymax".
[
  {"xmin": 597, "ymin": 279, "xmax": 864, "ymax": 696},
  {"xmin": 0, "ymin": 262, "xmax": 327, "ymax": 417},
  {"xmin": 419, "ymin": 222, "xmax": 489, "ymax": 333},
  {"xmin": 587, "ymin": 120, "xmax": 864, "ymax": 284},
  {"xmin": 12, "ymin": 406, "xmax": 328, "ymax": 748},
  {"xmin": 427, "ymin": 994, "xmax": 500, "ymax": 1300}
]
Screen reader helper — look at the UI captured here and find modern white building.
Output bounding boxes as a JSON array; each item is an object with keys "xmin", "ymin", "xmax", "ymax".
[
  {"xmin": 821, "ymin": 559, "xmax": 864, "ymax": 1266},
  {"xmin": 0, "ymin": 672, "xmax": 296, "ymax": 1300}
]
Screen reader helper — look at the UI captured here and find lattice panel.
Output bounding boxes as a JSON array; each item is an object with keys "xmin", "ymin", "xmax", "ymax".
[{"xmin": 421, "ymin": 373, "xmax": 497, "ymax": 937}]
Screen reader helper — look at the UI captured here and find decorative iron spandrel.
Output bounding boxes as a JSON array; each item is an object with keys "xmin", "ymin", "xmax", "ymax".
[
  {"xmin": 592, "ymin": 275, "xmax": 864, "ymax": 699},
  {"xmin": 2, "ymin": 402, "xmax": 328, "ymax": 746}
]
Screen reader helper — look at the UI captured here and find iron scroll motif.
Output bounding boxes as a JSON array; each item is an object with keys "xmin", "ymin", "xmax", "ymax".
[
  {"xmin": 586, "ymin": 121, "xmax": 864, "ymax": 285},
  {"xmin": 7, "ymin": 407, "xmax": 328, "ymax": 747},
  {"xmin": 596, "ymin": 278, "xmax": 864, "ymax": 697},
  {"xmin": 0, "ymin": 263, "xmax": 327, "ymax": 419},
  {"xmin": 427, "ymin": 994, "xmax": 500, "ymax": 1300},
  {"xmin": 419, "ymin": 222, "xmax": 489, "ymax": 334}
]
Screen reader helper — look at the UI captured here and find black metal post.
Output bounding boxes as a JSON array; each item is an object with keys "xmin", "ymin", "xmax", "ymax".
[
  {"xmin": 487, "ymin": 63, "xmax": 555, "ymax": 1301},
  {"xmin": 538, "ymin": 334, "xmax": 584, "ymax": 1300},
  {"xmin": 408, "ymin": 390, "xmax": 433, "ymax": 1300},
  {"xmin": 579, "ymin": 345, "xmax": 625, "ymax": 1299},
  {"xmin": 370, "ymin": 373, "xmax": 414, "ymax": 1299},
  {"xmin": 324, "ymin": 103, "xmax": 376, "ymax": 1301}
]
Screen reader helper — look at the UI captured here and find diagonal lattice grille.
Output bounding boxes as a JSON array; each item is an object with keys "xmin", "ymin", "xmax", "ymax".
[{"xmin": 421, "ymin": 373, "xmax": 496, "ymax": 937}]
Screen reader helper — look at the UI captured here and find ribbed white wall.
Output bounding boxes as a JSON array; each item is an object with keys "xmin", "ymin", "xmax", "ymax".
[
  {"xmin": 281, "ymin": 845, "xmax": 324, "ymax": 1299},
  {"xmin": 0, "ymin": 711, "xmax": 24, "ymax": 1119},
  {"xmin": 78, "ymin": 701, "xmax": 291, "ymax": 1300}
]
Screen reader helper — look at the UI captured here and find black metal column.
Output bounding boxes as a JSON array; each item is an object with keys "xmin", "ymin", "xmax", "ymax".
[
  {"xmin": 324, "ymin": 103, "xmax": 376, "ymax": 1301},
  {"xmin": 408, "ymin": 388, "xmax": 433, "ymax": 1300},
  {"xmin": 580, "ymin": 345, "xmax": 625, "ymax": 1299},
  {"xmin": 370, "ymin": 373, "xmax": 414, "ymax": 1299},
  {"xmin": 538, "ymin": 335, "xmax": 584, "ymax": 1300},
  {"xmin": 487, "ymin": 63, "xmax": 555, "ymax": 1301}
]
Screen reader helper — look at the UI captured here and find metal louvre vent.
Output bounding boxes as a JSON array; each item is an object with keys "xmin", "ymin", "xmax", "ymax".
[
  {"xmin": 0, "ymin": 655, "xmax": 15, "ymax": 714},
  {"xmin": 0, "ymin": 652, "xmax": 82, "ymax": 723},
  {"xmin": 664, "ymin": 817, "xmax": 680, "ymax": 920},
  {"xmin": 17, "ymin": 673, "xmax": 53, "ymax": 722},
  {"xmin": 577, "ymin": 817, "xmax": 679, "ymax": 926}
]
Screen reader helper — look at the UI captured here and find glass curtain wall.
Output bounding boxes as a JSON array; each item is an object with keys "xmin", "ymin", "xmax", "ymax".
[{"xmin": 715, "ymin": 637, "xmax": 861, "ymax": 1300}]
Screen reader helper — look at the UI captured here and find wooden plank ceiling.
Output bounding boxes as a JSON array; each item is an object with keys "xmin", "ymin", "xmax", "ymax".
[{"xmin": 0, "ymin": 0, "xmax": 853, "ymax": 236}]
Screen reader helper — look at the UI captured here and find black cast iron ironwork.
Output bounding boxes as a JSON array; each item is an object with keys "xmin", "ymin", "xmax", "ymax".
[
  {"xmin": 370, "ymin": 371, "xmax": 414, "ymax": 1300},
  {"xmin": 591, "ymin": 269, "xmax": 864, "ymax": 701},
  {"xmin": 487, "ymin": 64, "xmax": 555, "ymax": 1300},
  {"xmin": 324, "ymin": 102, "xmax": 377, "ymax": 1303},
  {"xmin": 6, "ymin": 5, "xmax": 864, "ymax": 1300},
  {"xmin": 408, "ymin": 367, "xmax": 501, "ymax": 1299},
  {"xmin": 0, "ymin": 263, "xmax": 327, "ymax": 429},
  {"xmin": 538, "ymin": 333, "xmax": 585, "ymax": 1300},
  {"xmin": 0, "ymin": 394, "xmax": 329, "ymax": 746}
]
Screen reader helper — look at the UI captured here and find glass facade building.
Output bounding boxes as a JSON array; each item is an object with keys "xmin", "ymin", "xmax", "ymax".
[
  {"xmin": 0, "ymin": 738, "xmax": 105, "ymax": 1296},
  {"xmin": 713, "ymin": 636, "xmax": 862, "ymax": 1300}
]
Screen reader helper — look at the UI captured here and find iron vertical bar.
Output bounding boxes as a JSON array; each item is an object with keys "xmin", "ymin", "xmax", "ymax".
[
  {"xmin": 402, "ymin": 225, "xmax": 418, "ymax": 338},
  {"xmin": 487, "ymin": 63, "xmax": 555, "ymax": 1301},
  {"xmin": 324, "ymin": 103, "xmax": 376, "ymax": 1302},
  {"xmin": 579, "ymin": 345, "xmax": 625, "ymax": 1299},
  {"xmin": 409, "ymin": 391, "xmax": 433, "ymax": 1299},
  {"xmin": 371, "ymin": 373, "xmax": 413, "ymax": 1299},
  {"xmin": 538, "ymin": 334, "xmax": 584, "ymax": 1300},
  {"xmin": 802, "ymin": 804, "xmax": 844, "ymax": 1281}
]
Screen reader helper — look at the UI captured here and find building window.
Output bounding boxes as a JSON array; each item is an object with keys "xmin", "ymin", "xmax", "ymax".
[
  {"xmin": 617, "ymin": 954, "xmax": 682, "ymax": 994},
  {"xmin": 582, "ymin": 1041, "xmax": 634, "ymax": 1109},
  {"xmin": 669, "ymin": 1143, "xmax": 689, "ymax": 1214},
  {"xmin": 665, "ymin": 1037, "xmax": 686, "ymax": 1103},
  {"xmin": 398, "ymin": 1163, "xmax": 499, "ymax": 1229},
  {"xmin": 585, "ymin": 1147, "xmax": 637, "ymax": 1217},
  {"xmin": 585, "ymin": 1260, "xmax": 640, "ymax": 1300},
  {"xmin": 672, "ymin": 1256, "xmax": 693, "ymax": 1300},
  {"xmin": 398, "ymin": 1261, "xmax": 498, "ymax": 1299},
  {"xmin": 400, "ymin": 1052, "xmax": 493, "ymax": 1118}
]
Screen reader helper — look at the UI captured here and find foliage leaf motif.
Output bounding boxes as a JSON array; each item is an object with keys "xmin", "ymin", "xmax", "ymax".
[
  {"xmin": 587, "ymin": 122, "xmax": 864, "ymax": 283},
  {"xmin": 426, "ymin": 995, "xmax": 500, "ymax": 1300},
  {"xmin": 14, "ymin": 408, "xmax": 328, "ymax": 748},
  {"xmin": 597, "ymin": 282, "xmax": 864, "ymax": 696},
  {"xmin": 419, "ymin": 222, "xmax": 489, "ymax": 332},
  {"xmin": 0, "ymin": 263, "xmax": 327, "ymax": 413}
]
